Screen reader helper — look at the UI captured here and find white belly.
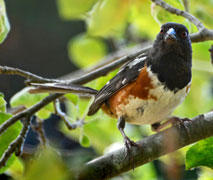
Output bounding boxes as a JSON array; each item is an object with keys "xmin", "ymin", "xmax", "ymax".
[{"xmin": 116, "ymin": 71, "xmax": 190, "ymax": 125}]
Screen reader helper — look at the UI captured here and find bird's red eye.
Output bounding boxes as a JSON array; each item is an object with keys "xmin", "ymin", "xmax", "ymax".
[
  {"xmin": 181, "ymin": 31, "xmax": 187, "ymax": 38},
  {"xmin": 160, "ymin": 29, "xmax": 164, "ymax": 34}
]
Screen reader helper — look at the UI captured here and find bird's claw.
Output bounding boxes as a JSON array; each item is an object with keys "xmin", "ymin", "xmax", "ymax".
[{"xmin": 123, "ymin": 136, "xmax": 139, "ymax": 169}]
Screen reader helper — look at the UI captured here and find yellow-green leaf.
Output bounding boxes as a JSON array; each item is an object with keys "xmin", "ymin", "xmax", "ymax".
[
  {"xmin": 0, "ymin": 0, "xmax": 10, "ymax": 43},
  {"xmin": 10, "ymin": 87, "xmax": 54, "ymax": 119},
  {"xmin": 0, "ymin": 112, "xmax": 22, "ymax": 173},
  {"xmin": 0, "ymin": 93, "xmax": 6, "ymax": 113},
  {"xmin": 80, "ymin": 134, "xmax": 90, "ymax": 147},
  {"xmin": 68, "ymin": 34, "xmax": 107, "ymax": 68},
  {"xmin": 186, "ymin": 137, "xmax": 213, "ymax": 169},
  {"xmin": 87, "ymin": 0, "xmax": 130, "ymax": 37},
  {"xmin": 56, "ymin": 0, "xmax": 98, "ymax": 20}
]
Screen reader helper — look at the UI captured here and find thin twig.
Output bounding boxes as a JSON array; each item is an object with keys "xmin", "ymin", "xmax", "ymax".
[
  {"xmin": 54, "ymin": 99, "xmax": 84, "ymax": 130},
  {"xmin": 0, "ymin": 116, "xmax": 31, "ymax": 168},
  {"xmin": 77, "ymin": 112, "xmax": 213, "ymax": 180},
  {"xmin": 0, "ymin": 66, "xmax": 60, "ymax": 84},
  {"xmin": 182, "ymin": 0, "xmax": 189, "ymax": 12}
]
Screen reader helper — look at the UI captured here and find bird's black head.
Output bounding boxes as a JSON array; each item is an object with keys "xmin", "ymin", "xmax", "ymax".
[
  {"xmin": 150, "ymin": 22, "xmax": 192, "ymax": 62},
  {"xmin": 148, "ymin": 22, "xmax": 192, "ymax": 91}
]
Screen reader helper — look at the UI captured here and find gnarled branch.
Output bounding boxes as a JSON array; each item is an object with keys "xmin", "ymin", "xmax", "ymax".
[{"xmin": 77, "ymin": 112, "xmax": 213, "ymax": 180}]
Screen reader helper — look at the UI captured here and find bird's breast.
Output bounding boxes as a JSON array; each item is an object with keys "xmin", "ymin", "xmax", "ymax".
[{"xmin": 105, "ymin": 67, "xmax": 191, "ymax": 125}]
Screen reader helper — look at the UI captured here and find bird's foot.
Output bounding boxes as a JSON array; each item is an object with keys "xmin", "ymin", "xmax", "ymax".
[
  {"xmin": 124, "ymin": 136, "xmax": 138, "ymax": 150},
  {"xmin": 169, "ymin": 116, "xmax": 192, "ymax": 139},
  {"xmin": 170, "ymin": 116, "xmax": 192, "ymax": 126},
  {"xmin": 123, "ymin": 136, "xmax": 138, "ymax": 169}
]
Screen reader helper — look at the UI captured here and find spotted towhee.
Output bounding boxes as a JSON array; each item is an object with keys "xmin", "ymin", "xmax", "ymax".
[
  {"xmin": 30, "ymin": 22, "xmax": 192, "ymax": 151},
  {"xmin": 88, "ymin": 22, "xmax": 192, "ymax": 149}
]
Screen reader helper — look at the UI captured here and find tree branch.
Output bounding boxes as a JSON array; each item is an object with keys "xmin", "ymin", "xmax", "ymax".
[
  {"xmin": 54, "ymin": 99, "xmax": 84, "ymax": 130},
  {"xmin": 0, "ymin": 66, "xmax": 60, "ymax": 84},
  {"xmin": 77, "ymin": 112, "xmax": 213, "ymax": 180}
]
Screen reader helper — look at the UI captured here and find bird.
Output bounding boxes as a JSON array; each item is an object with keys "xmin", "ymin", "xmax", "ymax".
[{"xmin": 87, "ymin": 22, "xmax": 192, "ymax": 150}]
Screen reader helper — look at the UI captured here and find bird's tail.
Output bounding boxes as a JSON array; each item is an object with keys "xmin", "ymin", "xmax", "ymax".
[{"xmin": 29, "ymin": 82, "xmax": 98, "ymax": 96}]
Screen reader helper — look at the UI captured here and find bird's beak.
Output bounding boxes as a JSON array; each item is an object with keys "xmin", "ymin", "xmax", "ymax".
[{"xmin": 164, "ymin": 28, "xmax": 177, "ymax": 43}]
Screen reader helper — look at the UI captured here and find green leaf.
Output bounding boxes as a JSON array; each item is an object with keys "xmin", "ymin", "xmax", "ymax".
[
  {"xmin": 129, "ymin": 1, "xmax": 159, "ymax": 39},
  {"xmin": 0, "ymin": 93, "xmax": 6, "ymax": 113},
  {"xmin": 0, "ymin": 112, "xmax": 22, "ymax": 173},
  {"xmin": 56, "ymin": 0, "xmax": 98, "ymax": 20},
  {"xmin": 6, "ymin": 157, "xmax": 24, "ymax": 179},
  {"xmin": 185, "ymin": 137, "xmax": 213, "ymax": 169},
  {"xmin": 87, "ymin": 0, "xmax": 130, "ymax": 37},
  {"xmin": 192, "ymin": 41, "xmax": 213, "ymax": 61},
  {"xmin": 64, "ymin": 93, "xmax": 78, "ymax": 105},
  {"xmin": 22, "ymin": 148, "xmax": 70, "ymax": 180},
  {"xmin": 66, "ymin": 96, "xmax": 92, "ymax": 121},
  {"xmin": 191, "ymin": 0, "xmax": 213, "ymax": 29},
  {"xmin": 77, "ymin": 97, "xmax": 92, "ymax": 119},
  {"xmin": 68, "ymin": 34, "xmax": 107, "ymax": 68},
  {"xmin": 0, "ymin": 0, "xmax": 10, "ymax": 43},
  {"xmin": 80, "ymin": 134, "xmax": 90, "ymax": 147},
  {"xmin": 10, "ymin": 87, "xmax": 54, "ymax": 119}
]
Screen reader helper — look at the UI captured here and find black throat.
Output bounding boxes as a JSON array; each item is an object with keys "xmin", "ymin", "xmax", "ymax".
[{"xmin": 147, "ymin": 51, "xmax": 192, "ymax": 92}]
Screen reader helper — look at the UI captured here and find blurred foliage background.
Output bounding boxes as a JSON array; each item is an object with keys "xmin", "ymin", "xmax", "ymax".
[{"xmin": 0, "ymin": 0, "xmax": 213, "ymax": 179}]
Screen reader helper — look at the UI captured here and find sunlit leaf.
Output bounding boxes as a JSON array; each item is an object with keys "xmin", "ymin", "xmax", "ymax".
[
  {"xmin": 131, "ymin": 162, "xmax": 157, "ymax": 180},
  {"xmin": 186, "ymin": 137, "xmax": 213, "ymax": 169},
  {"xmin": 77, "ymin": 97, "xmax": 92, "ymax": 119},
  {"xmin": 6, "ymin": 157, "xmax": 24, "ymax": 179},
  {"xmin": 198, "ymin": 167, "xmax": 213, "ymax": 180},
  {"xmin": 68, "ymin": 34, "xmax": 107, "ymax": 68},
  {"xmin": 56, "ymin": 0, "xmax": 98, "ymax": 20},
  {"xmin": 0, "ymin": 112, "xmax": 22, "ymax": 173},
  {"xmin": 64, "ymin": 93, "xmax": 78, "ymax": 105},
  {"xmin": 10, "ymin": 87, "xmax": 54, "ymax": 119},
  {"xmin": 0, "ymin": 0, "xmax": 10, "ymax": 43},
  {"xmin": 129, "ymin": 1, "xmax": 159, "ymax": 39},
  {"xmin": 191, "ymin": 0, "xmax": 213, "ymax": 29},
  {"xmin": 192, "ymin": 41, "xmax": 213, "ymax": 61},
  {"xmin": 87, "ymin": 0, "xmax": 130, "ymax": 37},
  {"xmin": 65, "ymin": 100, "xmax": 78, "ymax": 121},
  {"xmin": 0, "ymin": 92, "xmax": 6, "ymax": 113}
]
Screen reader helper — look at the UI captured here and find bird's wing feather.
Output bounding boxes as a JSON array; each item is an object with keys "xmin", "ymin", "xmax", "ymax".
[{"xmin": 88, "ymin": 55, "xmax": 147, "ymax": 115}]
